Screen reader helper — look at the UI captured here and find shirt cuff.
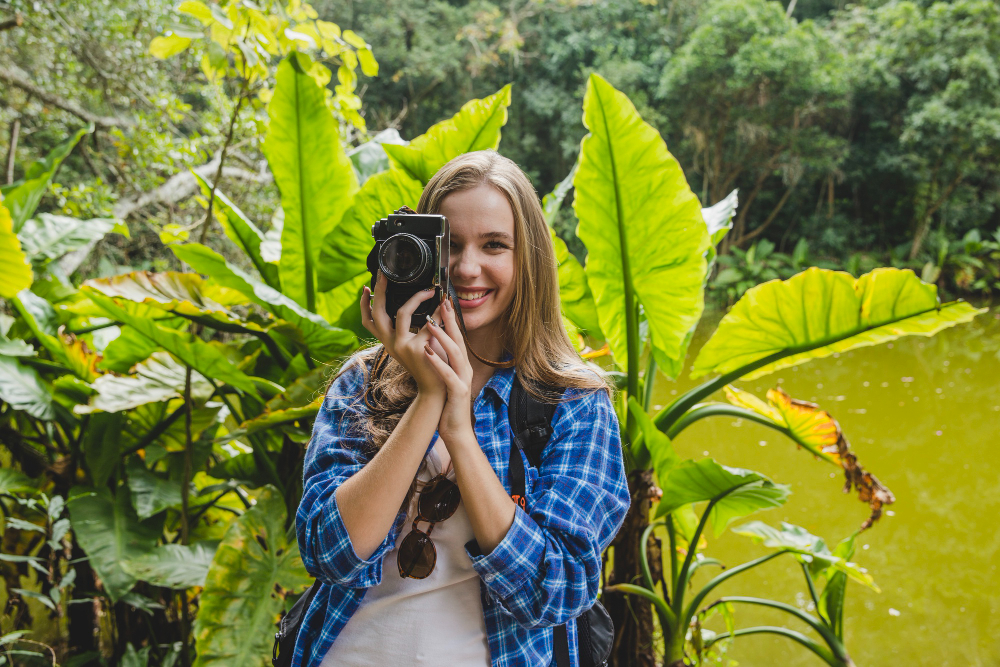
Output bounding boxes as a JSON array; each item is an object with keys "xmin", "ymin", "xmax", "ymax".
[
  {"xmin": 465, "ymin": 505, "xmax": 545, "ymax": 600},
  {"xmin": 316, "ymin": 484, "xmax": 393, "ymax": 587}
]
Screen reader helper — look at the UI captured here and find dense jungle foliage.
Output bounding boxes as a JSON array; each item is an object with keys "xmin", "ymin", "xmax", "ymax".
[{"xmin": 0, "ymin": 0, "xmax": 993, "ymax": 666}]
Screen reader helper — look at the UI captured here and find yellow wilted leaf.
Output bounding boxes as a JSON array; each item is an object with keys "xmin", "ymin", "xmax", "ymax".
[{"xmin": 0, "ymin": 194, "xmax": 33, "ymax": 297}]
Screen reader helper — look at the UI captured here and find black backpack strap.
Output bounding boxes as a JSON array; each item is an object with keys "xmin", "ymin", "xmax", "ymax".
[{"xmin": 508, "ymin": 375, "xmax": 571, "ymax": 667}]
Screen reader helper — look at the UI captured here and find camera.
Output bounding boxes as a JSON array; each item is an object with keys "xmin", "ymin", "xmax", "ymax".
[{"xmin": 366, "ymin": 206, "xmax": 450, "ymax": 330}]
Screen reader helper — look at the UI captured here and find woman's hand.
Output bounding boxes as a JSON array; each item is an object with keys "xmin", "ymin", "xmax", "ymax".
[
  {"xmin": 360, "ymin": 272, "xmax": 448, "ymax": 398},
  {"xmin": 423, "ymin": 296, "xmax": 476, "ymax": 443}
]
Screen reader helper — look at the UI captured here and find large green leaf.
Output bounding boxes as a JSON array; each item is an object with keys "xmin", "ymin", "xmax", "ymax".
[
  {"xmin": 263, "ymin": 52, "xmax": 358, "ymax": 311},
  {"xmin": 0, "ymin": 356, "xmax": 54, "ymax": 420},
  {"xmin": 193, "ymin": 486, "xmax": 311, "ymax": 666},
  {"xmin": 691, "ymin": 267, "xmax": 986, "ymax": 380},
  {"xmin": 628, "ymin": 397, "xmax": 677, "ymax": 481},
  {"xmin": 100, "ymin": 326, "xmax": 163, "ymax": 374},
  {"xmin": 84, "ymin": 271, "xmax": 266, "ymax": 335},
  {"xmin": 83, "ymin": 291, "xmax": 260, "ymax": 397},
  {"xmin": 172, "ymin": 243, "xmax": 356, "ymax": 360},
  {"xmin": 67, "ymin": 486, "xmax": 161, "ymax": 602},
  {"xmin": 0, "ymin": 469, "xmax": 36, "ymax": 496},
  {"xmin": 654, "ymin": 458, "xmax": 790, "ymax": 536},
  {"xmin": 127, "ymin": 457, "xmax": 183, "ymax": 520},
  {"xmin": 0, "ymin": 195, "xmax": 32, "ymax": 298},
  {"xmin": 315, "ymin": 167, "xmax": 423, "ymax": 292},
  {"xmin": 193, "ymin": 172, "xmax": 280, "ymax": 290},
  {"xmin": 0, "ymin": 125, "xmax": 93, "ymax": 231},
  {"xmin": 79, "ymin": 352, "xmax": 214, "ymax": 414},
  {"xmin": 574, "ymin": 74, "xmax": 708, "ymax": 380},
  {"xmin": 84, "ymin": 412, "xmax": 125, "ymax": 487},
  {"xmin": 18, "ymin": 214, "xmax": 123, "ymax": 269},
  {"xmin": 733, "ymin": 521, "xmax": 877, "ymax": 591},
  {"xmin": 122, "ymin": 541, "xmax": 218, "ymax": 589},
  {"xmin": 383, "ymin": 85, "xmax": 513, "ymax": 184}
]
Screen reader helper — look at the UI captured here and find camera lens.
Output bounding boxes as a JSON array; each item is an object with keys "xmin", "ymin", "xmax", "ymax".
[{"xmin": 379, "ymin": 233, "xmax": 431, "ymax": 283}]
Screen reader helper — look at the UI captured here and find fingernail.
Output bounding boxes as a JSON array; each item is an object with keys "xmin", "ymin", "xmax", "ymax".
[{"xmin": 424, "ymin": 345, "xmax": 433, "ymax": 355}]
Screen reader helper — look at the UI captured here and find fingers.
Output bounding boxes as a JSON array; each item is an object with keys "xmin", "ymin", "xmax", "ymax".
[
  {"xmin": 394, "ymin": 287, "xmax": 439, "ymax": 338},
  {"xmin": 369, "ymin": 273, "xmax": 393, "ymax": 336},
  {"xmin": 360, "ymin": 286, "xmax": 375, "ymax": 333},
  {"xmin": 440, "ymin": 297, "xmax": 468, "ymax": 362},
  {"xmin": 424, "ymin": 341, "xmax": 462, "ymax": 389},
  {"xmin": 426, "ymin": 309, "xmax": 464, "ymax": 364}
]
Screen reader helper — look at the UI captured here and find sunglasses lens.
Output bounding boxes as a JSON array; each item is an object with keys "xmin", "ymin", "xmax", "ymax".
[
  {"xmin": 419, "ymin": 476, "xmax": 461, "ymax": 523},
  {"xmin": 398, "ymin": 530, "xmax": 436, "ymax": 579}
]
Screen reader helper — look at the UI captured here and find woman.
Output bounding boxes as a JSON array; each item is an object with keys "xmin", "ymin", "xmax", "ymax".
[{"xmin": 294, "ymin": 150, "xmax": 630, "ymax": 667}]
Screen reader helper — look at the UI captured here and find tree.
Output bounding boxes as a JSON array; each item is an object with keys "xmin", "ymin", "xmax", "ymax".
[
  {"xmin": 657, "ymin": 0, "xmax": 850, "ymax": 251},
  {"xmin": 838, "ymin": 0, "xmax": 1000, "ymax": 260}
]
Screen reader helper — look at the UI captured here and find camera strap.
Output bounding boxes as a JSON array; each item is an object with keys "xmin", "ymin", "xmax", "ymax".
[{"xmin": 446, "ymin": 282, "xmax": 515, "ymax": 369}]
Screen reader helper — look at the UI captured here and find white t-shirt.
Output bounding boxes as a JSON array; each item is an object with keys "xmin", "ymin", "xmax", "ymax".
[{"xmin": 320, "ymin": 438, "xmax": 492, "ymax": 666}]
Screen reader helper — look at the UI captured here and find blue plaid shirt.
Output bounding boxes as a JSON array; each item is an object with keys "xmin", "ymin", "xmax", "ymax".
[{"xmin": 293, "ymin": 354, "xmax": 629, "ymax": 667}]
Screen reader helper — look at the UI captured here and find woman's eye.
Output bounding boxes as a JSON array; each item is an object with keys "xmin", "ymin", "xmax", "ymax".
[{"xmin": 485, "ymin": 241, "xmax": 510, "ymax": 250}]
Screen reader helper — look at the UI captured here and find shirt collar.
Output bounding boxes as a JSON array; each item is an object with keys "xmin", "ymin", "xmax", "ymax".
[{"xmin": 481, "ymin": 352, "xmax": 516, "ymax": 406}]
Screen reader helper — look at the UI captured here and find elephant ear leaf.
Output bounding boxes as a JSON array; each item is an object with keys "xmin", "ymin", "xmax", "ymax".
[
  {"xmin": 0, "ymin": 124, "xmax": 93, "ymax": 231},
  {"xmin": 574, "ymin": 73, "xmax": 708, "ymax": 380},
  {"xmin": 654, "ymin": 458, "xmax": 790, "ymax": 536},
  {"xmin": 67, "ymin": 486, "xmax": 161, "ymax": 602},
  {"xmin": 193, "ymin": 486, "xmax": 311, "ymax": 667},
  {"xmin": 0, "ymin": 195, "xmax": 33, "ymax": 297},
  {"xmin": 733, "ymin": 521, "xmax": 878, "ymax": 591},
  {"xmin": 724, "ymin": 385, "xmax": 895, "ymax": 530},
  {"xmin": 193, "ymin": 172, "xmax": 280, "ymax": 290},
  {"xmin": 0, "ymin": 356, "xmax": 55, "ymax": 420},
  {"xmin": 264, "ymin": 52, "xmax": 358, "ymax": 312},
  {"xmin": 692, "ymin": 267, "xmax": 986, "ymax": 380},
  {"xmin": 383, "ymin": 85, "xmax": 513, "ymax": 184}
]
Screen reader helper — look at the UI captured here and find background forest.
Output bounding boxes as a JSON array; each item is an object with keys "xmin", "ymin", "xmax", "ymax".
[
  {"xmin": 2, "ymin": 0, "xmax": 1000, "ymax": 300},
  {"xmin": 1, "ymin": 1, "xmax": 998, "ymax": 667}
]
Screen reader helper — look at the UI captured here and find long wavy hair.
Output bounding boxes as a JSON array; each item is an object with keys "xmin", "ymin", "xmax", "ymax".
[{"xmin": 334, "ymin": 150, "xmax": 609, "ymax": 491}]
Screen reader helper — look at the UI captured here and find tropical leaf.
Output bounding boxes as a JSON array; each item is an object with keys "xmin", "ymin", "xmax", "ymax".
[
  {"xmin": 628, "ymin": 397, "xmax": 677, "ymax": 480},
  {"xmin": 702, "ymin": 189, "xmax": 739, "ymax": 249},
  {"xmin": 172, "ymin": 243, "xmax": 355, "ymax": 360},
  {"xmin": 193, "ymin": 172, "xmax": 280, "ymax": 290},
  {"xmin": 315, "ymin": 167, "xmax": 424, "ymax": 293},
  {"xmin": 240, "ymin": 401, "xmax": 323, "ymax": 434},
  {"xmin": 127, "ymin": 457, "xmax": 183, "ymax": 520},
  {"xmin": 542, "ymin": 162, "xmax": 578, "ymax": 226},
  {"xmin": 207, "ymin": 453, "xmax": 268, "ymax": 488},
  {"xmin": 100, "ymin": 325, "xmax": 164, "ymax": 374},
  {"xmin": 122, "ymin": 541, "xmax": 218, "ymax": 589},
  {"xmin": 0, "ymin": 125, "xmax": 93, "ymax": 231},
  {"xmin": 654, "ymin": 458, "xmax": 790, "ymax": 536},
  {"xmin": 84, "ymin": 271, "xmax": 267, "ymax": 335},
  {"xmin": 347, "ymin": 127, "xmax": 408, "ymax": 185},
  {"xmin": 0, "ymin": 195, "xmax": 32, "ymax": 298},
  {"xmin": 122, "ymin": 399, "xmax": 220, "ymax": 453},
  {"xmin": 84, "ymin": 412, "xmax": 125, "ymax": 487},
  {"xmin": 83, "ymin": 291, "xmax": 260, "ymax": 397},
  {"xmin": 67, "ymin": 486, "xmax": 162, "ymax": 602},
  {"xmin": 692, "ymin": 267, "xmax": 987, "ymax": 380},
  {"xmin": 263, "ymin": 52, "xmax": 358, "ymax": 311},
  {"xmin": 0, "ymin": 356, "xmax": 54, "ymax": 420},
  {"xmin": 0, "ymin": 331, "xmax": 35, "ymax": 357},
  {"xmin": 383, "ymin": 85, "xmax": 513, "ymax": 184},
  {"xmin": 18, "ymin": 214, "xmax": 122, "ymax": 268},
  {"xmin": 723, "ymin": 385, "xmax": 895, "ymax": 530},
  {"xmin": 733, "ymin": 521, "xmax": 877, "ymax": 591},
  {"xmin": 193, "ymin": 486, "xmax": 311, "ymax": 666},
  {"xmin": 0, "ymin": 468, "xmax": 36, "ymax": 496},
  {"xmin": 79, "ymin": 351, "xmax": 214, "ymax": 414},
  {"xmin": 574, "ymin": 74, "xmax": 709, "ymax": 380}
]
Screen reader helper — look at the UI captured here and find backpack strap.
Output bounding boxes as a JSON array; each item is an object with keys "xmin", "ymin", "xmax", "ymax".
[{"xmin": 507, "ymin": 374, "xmax": 571, "ymax": 667}]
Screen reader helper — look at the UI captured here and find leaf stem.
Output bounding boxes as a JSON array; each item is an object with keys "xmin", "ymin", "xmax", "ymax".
[{"xmin": 704, "ymin": 626, "xmax": 839, "ymax": 666}]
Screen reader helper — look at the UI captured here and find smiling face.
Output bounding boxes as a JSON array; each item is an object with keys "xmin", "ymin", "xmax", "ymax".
[{"xmin": 439, "ymin": 184, "xmax": 517, "ymax": 335}]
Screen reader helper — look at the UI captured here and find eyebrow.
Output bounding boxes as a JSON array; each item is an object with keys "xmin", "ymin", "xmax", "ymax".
[{"xmin": 478, "ymin": 231, "xmax": 514, "ymax": 242}]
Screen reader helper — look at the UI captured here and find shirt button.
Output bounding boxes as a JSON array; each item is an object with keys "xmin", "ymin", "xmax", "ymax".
[{"xmin": 484, "ymin": 573, "xmax": 496, "ymax": 583}]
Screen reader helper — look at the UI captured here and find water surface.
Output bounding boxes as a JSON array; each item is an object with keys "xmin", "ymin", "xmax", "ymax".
[{"xmin": 648, "ymin": 305, "xmax": 1000, "ymax": 666}]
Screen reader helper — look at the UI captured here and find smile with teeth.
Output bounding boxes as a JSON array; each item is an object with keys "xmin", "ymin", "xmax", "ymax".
[{"xmin": 455, "ymin": 289, "xmax": 492, "ymax": 301}]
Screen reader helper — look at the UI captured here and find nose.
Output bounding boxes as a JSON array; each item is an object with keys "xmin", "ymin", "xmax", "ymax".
[{"xmin": 451, "ymin": 248, "xmax": 481, "ymax": 282}]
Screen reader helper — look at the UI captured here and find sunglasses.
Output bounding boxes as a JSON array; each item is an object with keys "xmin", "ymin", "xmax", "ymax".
[{"xmin": 397, "ymin": 474, "xmax": 461, "ymax": 579}]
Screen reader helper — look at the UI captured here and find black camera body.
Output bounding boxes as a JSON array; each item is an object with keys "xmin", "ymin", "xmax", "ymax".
[{"xmin": 367, "ymin": 207, "xmax": 450, "ymax": 331}]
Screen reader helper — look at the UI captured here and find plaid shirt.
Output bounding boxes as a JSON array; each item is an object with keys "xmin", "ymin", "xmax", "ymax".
[{"xmin": 293, "ymin": 354, "xmax": 630, "ymax": 667}]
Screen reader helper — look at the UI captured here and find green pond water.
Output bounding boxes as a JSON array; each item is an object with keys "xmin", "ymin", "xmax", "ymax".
[{"xmin": 647, "ymin": 304, "xmax": 1000, "ymax": 666}]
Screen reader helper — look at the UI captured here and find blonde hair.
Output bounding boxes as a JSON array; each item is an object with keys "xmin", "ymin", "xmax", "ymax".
[{"xmin": 343, "ymin": 150, "xmax": 608, "ymax": 469}]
